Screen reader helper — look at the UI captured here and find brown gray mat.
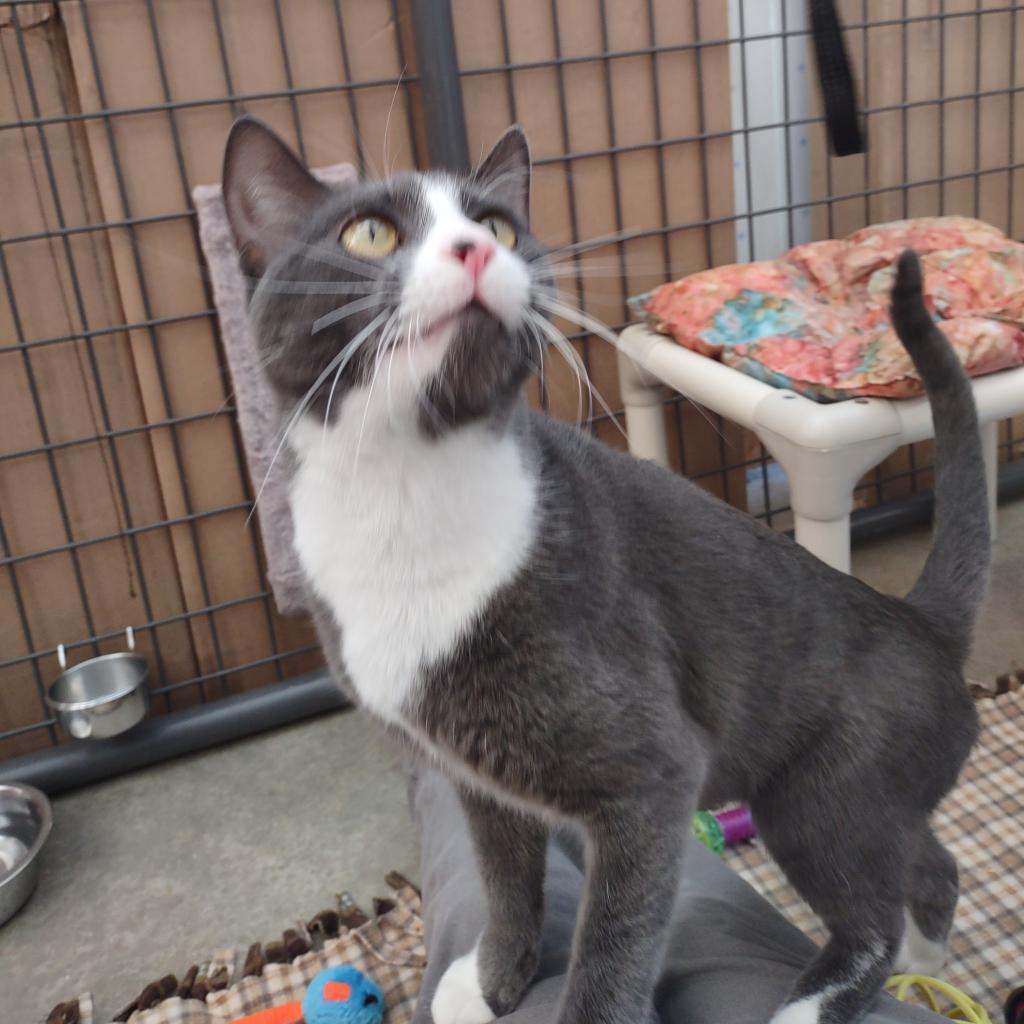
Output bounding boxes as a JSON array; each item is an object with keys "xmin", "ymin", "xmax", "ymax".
[{"xmin": 193, "ymin": 164, "xmax": 356, "ymax": 614}]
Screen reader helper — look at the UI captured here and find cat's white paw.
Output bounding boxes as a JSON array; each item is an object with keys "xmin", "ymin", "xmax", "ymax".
[
  {"xmin": 894, "ymin": 909, "xmax": 947, "ymax": 976},
  {"xmin": 769, "ymin": 994, "xmax": 825, "ymax": 1024},
  {"xmin": 431, "ymin": 946, "xmax": 495, "ymax": 1024}
]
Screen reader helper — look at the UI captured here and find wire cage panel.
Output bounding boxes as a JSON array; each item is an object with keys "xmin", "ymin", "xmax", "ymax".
[
  {"xmin": 452, "ymin": 0, "xmax": 1024, "ymax": 508},
  {"xmin": 0, "ymin": 0, "xmax": 422, "ymax": 759},
  {"xmin": 1, "ymin": 0, "xmax": 1023, "ymax": 763}
]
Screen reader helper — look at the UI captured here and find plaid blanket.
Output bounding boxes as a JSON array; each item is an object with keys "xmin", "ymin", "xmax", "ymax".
[
  {"xmin": 54, "ymin": 883, "xmax": 425, "ymax": 1024},
  {"xmin": 206, "ymin": 888, "xmax": 425, "ymax": 1024},
  {"xmin": 725, "ymin": 689, "xmax": 1024, "ymax": 1016}
]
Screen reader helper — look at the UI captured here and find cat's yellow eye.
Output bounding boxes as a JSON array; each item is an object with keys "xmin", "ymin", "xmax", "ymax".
[
  {"xmin": 478, "ymin": 214, "xmax": 517, "ymax": 249},
  {"xmin": 341, "ymin": 216, "xmax": 399, "ymax": 258}
]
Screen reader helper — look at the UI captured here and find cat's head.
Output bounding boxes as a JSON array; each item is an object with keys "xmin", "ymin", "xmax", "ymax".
[{"xmin": 222, "ymin": 116, "xmax": 551, "ymax": 435}]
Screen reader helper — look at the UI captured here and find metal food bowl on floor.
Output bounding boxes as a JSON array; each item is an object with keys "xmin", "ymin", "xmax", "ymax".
[
  {"xmin": 45, "ymin": 627, "xmax": 150, "ymax": 741},
  {"xmin": 0, "ymin": 783, "xmax": 52, "ymax": 927}
]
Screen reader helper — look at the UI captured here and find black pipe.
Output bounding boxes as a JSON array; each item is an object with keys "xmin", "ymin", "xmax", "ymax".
[
  {"xmin": 408, "ymin": 0, "xmax": 470, "ymax": 172},
  {"xmin": 0, "ymin": 669, "xmax": 347, "ymax": 796},
  {"xmin": 850, "ymin": 457, "xmax": 1024, "ymax": 544}
]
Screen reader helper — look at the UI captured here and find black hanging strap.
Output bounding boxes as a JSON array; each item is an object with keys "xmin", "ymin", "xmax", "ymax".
[{"xmin": 808, "ymin": 0, "xmax": 865, "ymax": 156}]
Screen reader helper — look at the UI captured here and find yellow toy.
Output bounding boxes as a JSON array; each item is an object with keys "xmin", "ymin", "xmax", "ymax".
[{"xmin": 885, "ymin": 974, "xmax": 991, "ymax": 1024}]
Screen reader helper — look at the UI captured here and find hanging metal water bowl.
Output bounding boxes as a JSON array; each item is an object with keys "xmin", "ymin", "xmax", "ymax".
[{"xmin": 45, "ymin": 627, "xmax": 150, "ymax": 741}]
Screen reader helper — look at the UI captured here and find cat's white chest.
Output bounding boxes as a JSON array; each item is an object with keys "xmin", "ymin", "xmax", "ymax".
[{"xmin": 288, "ymin": 397, "xmax": 537, "ymax": 724}]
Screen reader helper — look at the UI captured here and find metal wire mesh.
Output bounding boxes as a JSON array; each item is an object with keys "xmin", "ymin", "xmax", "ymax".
[
  {"xmin": 1, "ymin": 0, "xmax": 1022, "ymax": 762},
  {"xmin": 453, "ymin": 0, "xmax": 1023, "ymax": 512},
  {"xmin": 0, "ymin": 0, "xmax": 420, "ymax": 757}
]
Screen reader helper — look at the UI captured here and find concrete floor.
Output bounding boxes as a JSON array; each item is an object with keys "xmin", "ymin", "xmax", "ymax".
[
  {"xmin": 0, "ymin": 712, "xmax": 419, "ymax": 1024},
  {"xmin": 1, "ymin": 498, "xmax": 1021, "ymax": 1024}
]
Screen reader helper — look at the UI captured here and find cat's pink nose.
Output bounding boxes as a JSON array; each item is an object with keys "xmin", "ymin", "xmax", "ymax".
[{"xmin": 450, "ymin": 239, "xmax": 494, "ymax": 279}]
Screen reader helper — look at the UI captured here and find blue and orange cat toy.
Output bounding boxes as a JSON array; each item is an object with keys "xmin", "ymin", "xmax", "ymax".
[
  {"xmin": 303, "ymin": 966, "xmax": 384, "ymax": 1024},
  {"xmin": 229, "ymin": 965, "xmax": 384, "ymax": 1024}
]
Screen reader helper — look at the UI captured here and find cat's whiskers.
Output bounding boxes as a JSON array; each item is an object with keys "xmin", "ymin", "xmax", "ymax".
[
  {"xmin": 248, "ymin": 309, "xmax": 390, "ymax": 525},
  {"xmin": 322, "ymin": 359, "xmax": 347, "ymax": 447},
  {"xmin": 381, "ymin": 313, "xmax": 405, "ymax": 420},
  {"xmin": 209, "ymin": 341, "xmax": 294, "ymax": 419},
  {"xmin": 254, "ymin": 278, "xmax": 385, "ymax": 296},
  {"xmin": 412, "ymin": 309, "xmax": 455, "ymax": 412},
  {"xmin": 530, "ymin": 257, "xmax": 629, "ymax": 280},
  {"xmin": 312, "ymin": 293, "xmax": 393, "ymax": 335},
  {"xmin": 406, "ymin": 316, "xmax": 445, "ymax": 431},
  {"xmin": 528, "ymin": 311, "xmax": 585, "ymax": 427},
  {"xmin": 537, "ymin": 290, "xmax": 731, "ymax": 447},
  {"xmin": 385, "ymin": 331, "xmax": 398, "ymax": 419},
  {"xmin": 351, "ymin": 323, "xmax": 393, "ymax": 479},
  {"xmin": 406, "ymin": 317, "xmax": 428, "ymax": 419},
  {"xmin": 125, "ymin": 230, "xmax": 387, "ymax": 315},
  {"xmin": 529, "ymin": 300, "xmax": 628, "ymax": 440},
  {"xmin": 282, "ymin": 237, "xmax": 381, "ymax": 279},
  {"xmin": 540, "ymin": 266, "xmax": 628, "ymax": 282},
  {"xmin": 534, "ymin": 294, "xmax": 624, "ymax": 349},
  {"xmin": 381, "ymin": 68, "xmax": 406, "ymax": 179},
  {"xmin": 322, "ymin": 307, "xmax": 400, "ymax": 448},
  {"xmin": 311, "ymin": 311, "xmax": 390, "ymax": 440},
  {"xmin": 395, "ymin": 312, "xmax": 417, "ymax": 400},
  {"xmin": 540, "ymin": 250, "xmax": 697, "ymax": 278},
  {"xmin": 522, "ymin": 317, "xmax": 548, "ymax": 402},
  {"xmin": 680, "ymin": 397, "xmax": 731, "ymax": 445},
  {"xmin": 539, "ymin": 230, "xmax": 638, "ymax": 265}
]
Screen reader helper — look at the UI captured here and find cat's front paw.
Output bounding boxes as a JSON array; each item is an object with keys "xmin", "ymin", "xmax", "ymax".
[
  {"xmin": 431, "ymin": 946, "xmax": 495, "ymax": 1024},
  {"xmin": 768, "ymin": 997, "xmax": 825, "ymax": 1024}
]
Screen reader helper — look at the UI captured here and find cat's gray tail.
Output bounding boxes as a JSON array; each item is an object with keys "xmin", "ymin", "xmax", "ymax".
[{"xmin": 889, "ymin": 249, "xmax": 991, "ymax": 658}]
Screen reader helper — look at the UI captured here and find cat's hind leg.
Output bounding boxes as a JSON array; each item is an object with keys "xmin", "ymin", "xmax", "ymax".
[
  {"xmin": 754, "ymin": 789, "xmax": 908, "ymax": 1024},
  {"xmin": 895, "ymin": 826, "xmax": 957, "ymax": 976}
]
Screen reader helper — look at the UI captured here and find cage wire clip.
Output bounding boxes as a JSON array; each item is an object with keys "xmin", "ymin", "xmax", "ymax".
[{"xmin": 56, "ymin": 626, "xmax": 136, "ymax": 671}]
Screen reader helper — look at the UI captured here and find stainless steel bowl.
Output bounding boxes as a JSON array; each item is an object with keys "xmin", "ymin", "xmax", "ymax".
[
  {"xmin": 0, "ymin": 783, "xmax": 52, "ymax": 927},
  {"xmin": 46, "ymin": 628, "xmax": 149, "ymax": 740}
]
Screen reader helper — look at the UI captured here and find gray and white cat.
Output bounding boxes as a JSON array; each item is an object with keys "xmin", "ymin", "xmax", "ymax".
[{"xmin": 222, "ymin": 117, "xmax": 989, "ymax": 1024}]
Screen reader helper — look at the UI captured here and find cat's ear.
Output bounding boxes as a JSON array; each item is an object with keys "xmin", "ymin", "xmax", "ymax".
[
  {"xmin": 222, "ymin": 115, "xmax": 330, "ymax": 274},
  {"xmin": 473, "ymin": 125, "xmax": 531, "ymax": 222}
]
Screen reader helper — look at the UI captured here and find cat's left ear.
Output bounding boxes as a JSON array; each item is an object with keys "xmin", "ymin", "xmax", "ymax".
[
  {"xmin": 222, "ymin": 115, "xmax": 331, "ymax": 275},
  {"xmin": 473, "ymin": 125, "xmax": 531, "ymax": 223}
]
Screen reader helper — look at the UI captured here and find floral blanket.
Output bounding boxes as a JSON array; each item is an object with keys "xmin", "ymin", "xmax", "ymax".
[{"xmin": 633, "ymin": 217, "xmax": 1024, "ymax": 402}]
